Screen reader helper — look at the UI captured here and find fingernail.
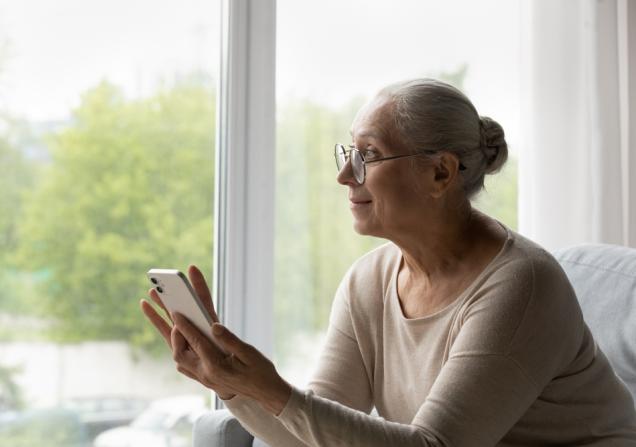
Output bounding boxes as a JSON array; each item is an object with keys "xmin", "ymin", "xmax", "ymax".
[{"xmin": 212, "ymin": 324, "xmax": 225, "ymax": 336}]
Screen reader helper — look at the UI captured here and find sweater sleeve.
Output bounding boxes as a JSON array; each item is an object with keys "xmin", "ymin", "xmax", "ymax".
[
  {"xmin": 222, "ymin": 322, "xmax": 375, "ymax": 446},
  {"xmin": 223, "ymin": 275, "xmax": 374, "ymax": 445},
  {"xmin": 222, "ymin": 394, "xmax": 309, "ymax": 447},
  {"xmin": 274, "ymin": 355, "xmax": 539, "ymax": 446}
]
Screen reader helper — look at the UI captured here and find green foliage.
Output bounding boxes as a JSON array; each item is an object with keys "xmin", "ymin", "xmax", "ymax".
[
  {"xmin": 0, "ymin": 118, "xmax": 35, "ymax": 314},
  {"xmin": 12, "ymin": 79, "xmax": 215, "ymax": 352}
]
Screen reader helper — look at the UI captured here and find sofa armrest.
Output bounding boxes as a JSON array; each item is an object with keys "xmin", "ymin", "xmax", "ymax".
[{"xmin": 193, "ymin": 409, "xmax": 254, "ymax": 447}]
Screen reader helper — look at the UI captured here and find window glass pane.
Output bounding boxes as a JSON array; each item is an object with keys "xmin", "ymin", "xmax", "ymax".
[
  {"xmin": 275, "ymin": 0, "xmax": 520, "ymax": 386},
  {"xmin": 0, "ymin": 1, "xmax": 219, "ymax": 445}
]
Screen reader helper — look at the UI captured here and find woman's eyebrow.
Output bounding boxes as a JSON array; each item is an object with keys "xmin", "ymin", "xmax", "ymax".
[{"xmin": 349, "ymin": 130, "xmax": 382, "ymax": 139}]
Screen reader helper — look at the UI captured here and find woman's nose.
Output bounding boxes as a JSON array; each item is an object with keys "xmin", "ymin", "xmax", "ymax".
[{"xmin": 337, "ymin": 159, "xmax": 356, "ymax": 186}]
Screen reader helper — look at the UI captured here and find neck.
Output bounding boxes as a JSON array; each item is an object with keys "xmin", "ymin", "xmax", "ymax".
[{"xmin": 390, "ymin": 201, "xmax": 480, "ymax": 284}]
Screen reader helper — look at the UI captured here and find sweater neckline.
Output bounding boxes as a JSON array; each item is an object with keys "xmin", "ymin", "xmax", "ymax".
[{"xmin": 390, "ymin": 220, "xmax": 514, "ymax": 324}]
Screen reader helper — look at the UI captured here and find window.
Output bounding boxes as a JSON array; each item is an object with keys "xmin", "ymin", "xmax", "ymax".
[
  {"xmin": 274, "ymin": 0, "xmax": 521, "ymax": 386},
  {"xmin": 0, "ymin": 1, "xmax": 219, "ymax": 444},
  {"xmin": 0, "ymin": 1, "xmax": 523, "ymax": 430}
]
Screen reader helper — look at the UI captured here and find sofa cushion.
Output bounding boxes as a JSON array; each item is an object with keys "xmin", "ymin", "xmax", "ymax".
[
  {"xmin": 193, "ymin": 409, "xmax": 254, "ymax": 447},
  {"xmin": 553, "ymin": 244, "xmax": 636, "ymax": 401}
]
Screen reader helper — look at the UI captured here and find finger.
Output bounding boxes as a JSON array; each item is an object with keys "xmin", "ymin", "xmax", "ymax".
[
  {"xmin": 175, "ymin": 364, "xmax": 216, "ymax": 390},
  {"xmin": 171, "ymin": 326, "xmax": 209, "ymax": 383},
  {"xmin": 148, "ymin": 288, "xmax": 173, "ymax": 323},
  {"xmin": 140, "ymin": 299, "xmax": 172, "ymax": 348},
  {"xmin": 176, "ymin": 364, "xmax": 199, "ymax": 382},
  {"xmin": 171, "ymin": 325, "xmax": 189, "ymax": 358},
  {"xmin": 172, "ymin": 312, "xmax": 213, "ymax": 360},
  {"xmin": 188, "ymin": 265, "xmax": 219, "ymax": 322},
  {"xmin": 212, "ymin": 323, "xmax": 254, "ymax": 365},
  {"xmin": 175, "ymin": 358, "xmax": 207, "ymax": 386}
]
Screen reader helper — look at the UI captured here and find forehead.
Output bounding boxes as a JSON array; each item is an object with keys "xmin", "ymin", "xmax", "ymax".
[{"xmin": 350, "ymin": 96, "xmax": 396, "ymax": 142}]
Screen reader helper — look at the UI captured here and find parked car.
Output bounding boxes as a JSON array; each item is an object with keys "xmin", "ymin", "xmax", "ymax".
[
  {"xmin": 62, "ymin": 396, "xmax": 149, "ymax": 440},
  {"xmin": 92, "ymin": 395, "xmax": 207, "ymax": 447}
]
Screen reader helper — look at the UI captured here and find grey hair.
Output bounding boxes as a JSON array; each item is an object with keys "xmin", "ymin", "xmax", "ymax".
[{"xmin": 377, "ymin": 78, "xmax": 508, "ymax": 200}]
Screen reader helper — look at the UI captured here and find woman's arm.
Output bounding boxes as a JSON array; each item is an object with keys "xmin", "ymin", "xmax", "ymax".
[
  {"xmin": 273, "ymin": 354, "xmax": 539, "ymax": 446},
  {"xmin": 171, "ymin": 295, "xmax": 534, "ymax": 447},
  {"xmin": 144, "ymin": 260, "xmax": 558, "ymax": 446},
  {"xmin": 221, "ymin": 321, "xmax": 374, "ymax": 446},
  {"xmin": 219, "ymin": 275, "xmax": 375, "ymax": 445},
  {"xmin": 142, "ymin": 264, "xmax": 376, "ymax": 446}
]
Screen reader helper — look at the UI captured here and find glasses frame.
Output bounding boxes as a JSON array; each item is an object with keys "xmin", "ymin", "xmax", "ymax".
[{"xmin": 334, "ymin": 143, "xmax": 466, "ymax": 185}]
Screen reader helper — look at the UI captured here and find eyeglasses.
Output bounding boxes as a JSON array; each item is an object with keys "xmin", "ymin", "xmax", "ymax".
[{"xmin": 334, "ymin": 143, "xmax": 466, "ymax": 185}]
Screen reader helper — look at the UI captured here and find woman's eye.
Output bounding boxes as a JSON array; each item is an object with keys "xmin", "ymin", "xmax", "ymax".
[{"xmin": 363, "ymin": 150, "xmax": 379, "ymax": 160}]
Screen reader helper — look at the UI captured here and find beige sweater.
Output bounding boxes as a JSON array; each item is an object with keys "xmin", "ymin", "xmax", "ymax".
[{"xmin": 225, "ymin": 225, "xmax": 636, "ymax": 446}]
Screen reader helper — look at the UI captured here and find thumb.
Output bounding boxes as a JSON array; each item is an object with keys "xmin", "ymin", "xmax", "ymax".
[{"xmin": 212, "ymin": 323, "xmax": 254, "ymax": 365}]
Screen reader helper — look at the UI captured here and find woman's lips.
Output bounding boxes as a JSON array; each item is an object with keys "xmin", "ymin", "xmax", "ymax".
[{"xmin": 350, "ymin": 200, "xmax": 372, "ymax": 209}]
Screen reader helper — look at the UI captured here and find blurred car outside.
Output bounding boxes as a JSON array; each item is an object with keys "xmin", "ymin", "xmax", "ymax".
[
  {"xmin": 92, "ymin": 394, "xmax": 207, "ymax": 447},
  {"xmin": 62, "ymin": 396, "xmax": 150, "ymax": 440}
]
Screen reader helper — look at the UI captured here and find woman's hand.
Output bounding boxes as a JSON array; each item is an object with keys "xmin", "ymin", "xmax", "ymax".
[
  {"xmin": 140, "ymin": 265, "xmax": 235, "ymax": 399},
  {"xmin": 172, "ymin": 312, "xmax": 292, "ymax": 415},
  {"xmin": 140, "ymin": 265, "xmax": 292, "ymax": 414}
]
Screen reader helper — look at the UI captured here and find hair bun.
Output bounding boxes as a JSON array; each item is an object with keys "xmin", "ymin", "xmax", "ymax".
[{"xmin": 479, "ymin": 116, "xmax": 508, "ymax": 174}]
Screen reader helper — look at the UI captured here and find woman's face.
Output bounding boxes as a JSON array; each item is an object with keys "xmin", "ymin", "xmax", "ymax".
[{"xmin": 338, "ymin": 97, "xmax": 437, "ymax": 239}]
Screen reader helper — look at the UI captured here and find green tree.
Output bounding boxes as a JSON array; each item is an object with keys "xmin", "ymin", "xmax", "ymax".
[
  {"xmin": 13, "ymin": 78, "xmax": 216, "ymax": 352},
  {"xmin": 0, "ymin": 33, "xmax": 37, "ymax": 316},
  {"xmin": 0, "ymin": 117, "xmax": 36, "ymax": 314}
]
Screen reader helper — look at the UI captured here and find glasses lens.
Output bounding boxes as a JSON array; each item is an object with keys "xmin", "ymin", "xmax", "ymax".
[
  {"xmin": 351, "ymin": 149, "xmax": 365, "ymax": 184},
  {"xmin": 334, "ymin": 144, "xmax": 347, "ymax": 171}
]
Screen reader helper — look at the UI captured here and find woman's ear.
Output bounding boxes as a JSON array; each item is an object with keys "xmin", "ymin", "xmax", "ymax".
[{"xmin": 430, "ymin": 153, "xmax": 462, "ymax": 198}]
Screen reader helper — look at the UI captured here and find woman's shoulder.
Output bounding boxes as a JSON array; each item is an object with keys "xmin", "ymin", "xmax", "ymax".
[
  {"xmin": 499, "ymin": 227, "xmax": 574, "ymax": 284},
  {"xmin": 461, "ymin": 224, "xmax": 582, "ymax": 325},
  {"xmin": 460, "ymin": 226, "xmax": 588, "ymax": 385},
  {"xmin": 469, "ymin": 225, "xmax": 583, "ymax": 332},
  {"xmin": 334, "ymin": 242, "xmax": 399, "ymax": 313}
]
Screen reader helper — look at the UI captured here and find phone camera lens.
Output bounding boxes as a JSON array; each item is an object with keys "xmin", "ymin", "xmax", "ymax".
[
  {"xmin": 156, "ymin": 286, "xmax": 163, "ymax": 293},
  {"xmin": 150, "ymin": 277, "xmax": 158, "ymax": 285}
]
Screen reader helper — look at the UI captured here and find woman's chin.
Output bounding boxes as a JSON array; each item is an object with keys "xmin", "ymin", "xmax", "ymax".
[{"xmin": 352, "ymin": 219, "xmax": 376, "ymax": 236}]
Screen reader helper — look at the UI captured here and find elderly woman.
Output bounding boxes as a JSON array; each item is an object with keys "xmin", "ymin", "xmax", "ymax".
[{"xmin": 142, "ymin": 79, "xmax": 636, "ymax": 445}]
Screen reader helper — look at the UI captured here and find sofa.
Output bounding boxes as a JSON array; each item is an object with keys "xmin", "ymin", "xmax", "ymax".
[{"xmin": 193, "ymin": 243, "xmax": 636, "ymax": 447}]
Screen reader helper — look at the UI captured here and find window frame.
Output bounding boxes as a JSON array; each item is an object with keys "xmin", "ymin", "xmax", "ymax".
[{"xmin": 214, "ymin": 0, "xmax": 276, "ymax": 408}]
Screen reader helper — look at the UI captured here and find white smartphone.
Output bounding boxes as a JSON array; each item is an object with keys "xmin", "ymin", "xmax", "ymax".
[{"xmin": 147, "ymin": 268, "xmax": 226, "ymax": 353}]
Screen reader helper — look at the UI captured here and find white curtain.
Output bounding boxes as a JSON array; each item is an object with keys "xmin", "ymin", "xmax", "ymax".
[{"xmin": 519, "ymin": 0, "xmax": 636, "ymax": 251}]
